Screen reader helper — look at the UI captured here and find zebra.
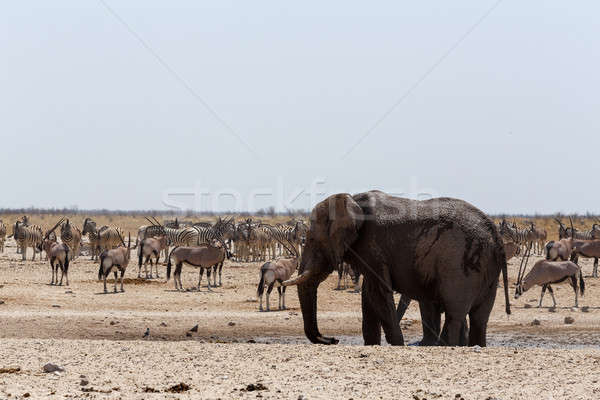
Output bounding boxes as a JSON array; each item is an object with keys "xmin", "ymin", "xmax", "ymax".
[
  {"xmin": 14, "ymin": 215, "xmax": 30, "ymax": 254},
  {"xmin": 82, "ymin": 218, "xmax": 105, "ymax": 261},
  {"xmin": 60, "ymin": 219, "xmax": 82, "ymax": 259},
  {"xmin": 277, "ymin": 220, "xmax": 307, "ymax": 257},
  {"xmin": 499, "ymin": 220, "xmax": 533, "ymax": 254},
  {"xmin": 82, "ymin": 218, "xmax": 122, "ymax": 261},
  {"xmin": 554, "ymin": 218, "xmax": 597, "ymax": 240},
  {"xmin": 238, "ymin": 219, "xmax": 273, "ymax": 261},
  {"xmin": 264, "ymin": 224, "xmax": 295, "ymax": 258},
  {"xmin": 12, "ymin": 221, "xmax": 42, "ymax": 261},
  {"xmin": 525, "ymin": 222, "xmax": 547, "ymax": 255},
  {"xmin": 0, "ymin": 220, "xmax": 6, "ymax": 253}
]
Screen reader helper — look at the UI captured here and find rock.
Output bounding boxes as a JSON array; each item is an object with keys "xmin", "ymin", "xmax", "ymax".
[
  {"xmin": 247, "ymin": 339, "xmax": 256, "ymax": 344},
  {"xmin": 23, "ymin": 393, "xmax": 30, "ymax": 398},
  {"xmin": 228, "ymin": 321, "xmax": 236, "ymax": 327},
  {"xmin": 160, "ymin": 322, "xmax": 168, "ymax": 327},
  {"xmin": 582, "ymin": 306, "xmax": 590, "ymax": 313},
  {"xmin": 473, "ymin": 345, "xmax": 482, "ymax": 353},
  {"xmin": 298, "ymin": 395, "xmax": 307, "ymax": 400},
  {"xmin": 43, "ymin": 363, "xmax": 64, "ymax": 373},
  {"xmin": 524, "ymin": 303, "xmax": 532, "ymax": 309},
  {"xmin": 189, "ymin": 325, "xmax": 198, "ymax": 332},
  {"xmin": 65, "ymin": 290, "xmax": 73, "ymax": 294},
  {"xmin": 0, "ymin": 300, "xmax": 4, "ymax": 305},
  {"xmin": 51, "ymin": 305, "xmax": 61, "ymax": 308},
  {"xmin": 80, "ymin": 379, "xmax": 89, "ymax": 386},
  {"xmin": 186, "ymin": 332, "xmax": 192, "ymax": 337},
  {"xmin": 564, "ymin": 316, "xmax": 575, "ymax": 324},
  {"xmin": 166, "ymin": 383, "xmax": 190, "ymax": 393},
  {"xmin": 242, "ymin": 383, "xmax": 267, "ymax": 392},
  {"xmin": 531, "ymin": 319, "xmax": 541, "ymax": 326},
  {"xmin": 109, "ymin": 321, "xmax": 118, "ymax": 326}
]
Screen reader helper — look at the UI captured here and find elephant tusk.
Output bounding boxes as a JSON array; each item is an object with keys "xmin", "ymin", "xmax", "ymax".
[{"xmin": 282, "ymin": 269, "xmax": 313, "ymax": 286}]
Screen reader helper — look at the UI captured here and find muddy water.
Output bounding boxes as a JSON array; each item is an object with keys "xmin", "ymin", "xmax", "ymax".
[{"xmin": 253, "ymin": 332, "xmax": 600, "ymax": 349}]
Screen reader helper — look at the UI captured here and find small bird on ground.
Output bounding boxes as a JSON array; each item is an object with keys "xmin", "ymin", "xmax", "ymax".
[
  {"xmin": 143, "ymin": 328, "xmax": 150, "ymax": 338},
  {"xmin": 190, "ymin": 324, "xmax": 199, "ymax": 333}
]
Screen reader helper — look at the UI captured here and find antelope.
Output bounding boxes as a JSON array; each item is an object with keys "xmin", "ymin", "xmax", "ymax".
[
  {"xmin": 60, "ymin": 219, "xmax": 82, "ymax": 259},
  {"xmin": 43, "ymin": 241, "xmax": 71, "ymax": 286},
  {"xmin": 515, "ymin": 260, "xmax": 584, "ymax": 308},
  {"xmin": 548, "ymin": 218, "xmax": 600, "ymax": 277},
  {"xmin": 137, "ymin": 235, "xmax": 168, "ymax": 279},
  {"xmin": 166, "ymin": 242, "xmax": 227, "ymax": 291},
  {"xmin": 0, "ymin": 220, "xmax": 6, "ymax": 253},
  {"xmin": 37, "ymin": 218, "xmax": 65, "ymax": 261},
  {"xmin": 98, "ymin": 232, "xmax": 132, "ymax": 293},
  {"xmin": 35, "ymin": 219, "xmax": 69, "ymax": 284},
  {"xmin": 257, "ymin": 225, "xmax": 300, "ymax": 311}
]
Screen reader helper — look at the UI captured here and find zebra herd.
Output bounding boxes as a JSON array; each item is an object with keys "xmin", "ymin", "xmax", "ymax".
[
  {"xmin": 498, "ymin": 219, "xmax": 548, "ymax": 256},
  {"xmin": 138, "ymin": 216, "xmax": 307, "ymax": 263},
  {"xmin": 0, "ymin": 215, "xmax": 308, "ymax": 264},
  {"xmin": 0, "ymin": 215, "xmax": 310, "ymax": 295}
]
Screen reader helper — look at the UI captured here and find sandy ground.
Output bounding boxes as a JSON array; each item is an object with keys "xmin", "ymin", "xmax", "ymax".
[{"xmin": 1, "ymin": 238, "xmax": 600, "ymax": 399}]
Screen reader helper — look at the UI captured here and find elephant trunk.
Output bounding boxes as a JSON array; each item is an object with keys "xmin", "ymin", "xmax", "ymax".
[{"xmin": 297, "ymin": 273, "xmax": 339, "ymax": 345}]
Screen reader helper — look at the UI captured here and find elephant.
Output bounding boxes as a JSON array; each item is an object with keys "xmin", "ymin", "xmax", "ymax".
[{"xmin": 283, "ymin": 190, "xmax": 510, "ymax": 346}]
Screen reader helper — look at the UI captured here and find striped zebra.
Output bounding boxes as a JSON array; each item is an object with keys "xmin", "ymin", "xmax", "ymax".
[
  {"xmin": 279, "ymin": 220, "xmax": 308, "ymax": 256},
  {"xmin": 264, "ymin": 224, "xmax": 295, "ymax": 258},
  {"xmin": 14, "ymin": 216, "xmax": 30, "ymax": 254},
  {"xmin": 60, "ymin": 219, "xmax": 82, "ymax": 258},
  {"xmin": 529, "ymin": 223, "xmax": 547, "ymax": 255},
  {"xmin": 499, "ymin": 220, "xmax": 533, "ymax": 253},
  {"xmin": 137, "ymin": 224, "xmax": 166, "ymax": 243},
  {"xmin": 0, "ymin": 220, "xmax": 6, "ymax": 253},
  {"xmin": 12, "ymin": 221, "xmax": 42, "ymax": 261},
  {"xmin": 556, "ymin": 218, "xmax": 598, "ymax": 240},
  {"xmin": 193, "ymin": 218, "xmax": 234, "ymax": 251},
  {"xmin": 81, "ymin": 218, "xmax": 123, "ymax": 261},
  {"xmin": 237, "ymin": 219, "xmax": 274, "ymax": 261}
]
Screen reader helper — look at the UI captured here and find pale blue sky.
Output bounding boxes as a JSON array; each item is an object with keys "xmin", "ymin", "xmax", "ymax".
[{"xmin": 2, "ymin": 1, "xmax": 599, "ymax": 213}]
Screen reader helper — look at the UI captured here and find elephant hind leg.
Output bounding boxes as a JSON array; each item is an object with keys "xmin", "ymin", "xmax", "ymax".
[
  {"xmin": 418, "ymin": 300, "xmax": 442, "ymax": 346},
  {"xmin": 440, "ymin": 315, "xmax": 466, "ymax": 346},
  {"xmin": 467, "ymin": 288, "xmax": 496, "ymax": 347}
]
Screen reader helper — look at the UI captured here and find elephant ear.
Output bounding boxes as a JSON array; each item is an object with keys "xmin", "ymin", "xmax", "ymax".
[{"xmin": 327, "ymin": 194, "xmax": 364, "ymax": 264}]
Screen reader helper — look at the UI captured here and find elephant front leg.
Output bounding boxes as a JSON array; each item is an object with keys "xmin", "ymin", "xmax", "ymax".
[
  {"xmin": 361, "ymin": 279, "xmax": 404, "ymax": 346},
  {"xmin": 361, "ymin": 286, "xmax": 382, "ymax": 345}
]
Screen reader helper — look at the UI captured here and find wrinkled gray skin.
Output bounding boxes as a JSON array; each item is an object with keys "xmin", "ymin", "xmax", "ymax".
[{"xmin": 292, "ymin": 191, "xmax": 510, "ymax": 347}]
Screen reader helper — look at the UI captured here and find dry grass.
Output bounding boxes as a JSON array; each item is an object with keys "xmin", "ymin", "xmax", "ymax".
[
  {"xmin": 0, "ymin": 213, "xmax": 300, "ymax": 236},
  {"xmin": 1, "ymin": 212, "xmax": 597, "ymax": 242}
]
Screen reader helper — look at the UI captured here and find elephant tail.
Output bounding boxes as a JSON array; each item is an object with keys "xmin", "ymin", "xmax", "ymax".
[{"xmin": 499, "ymin": 248, "xmax": 511, "ymax": 315}]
